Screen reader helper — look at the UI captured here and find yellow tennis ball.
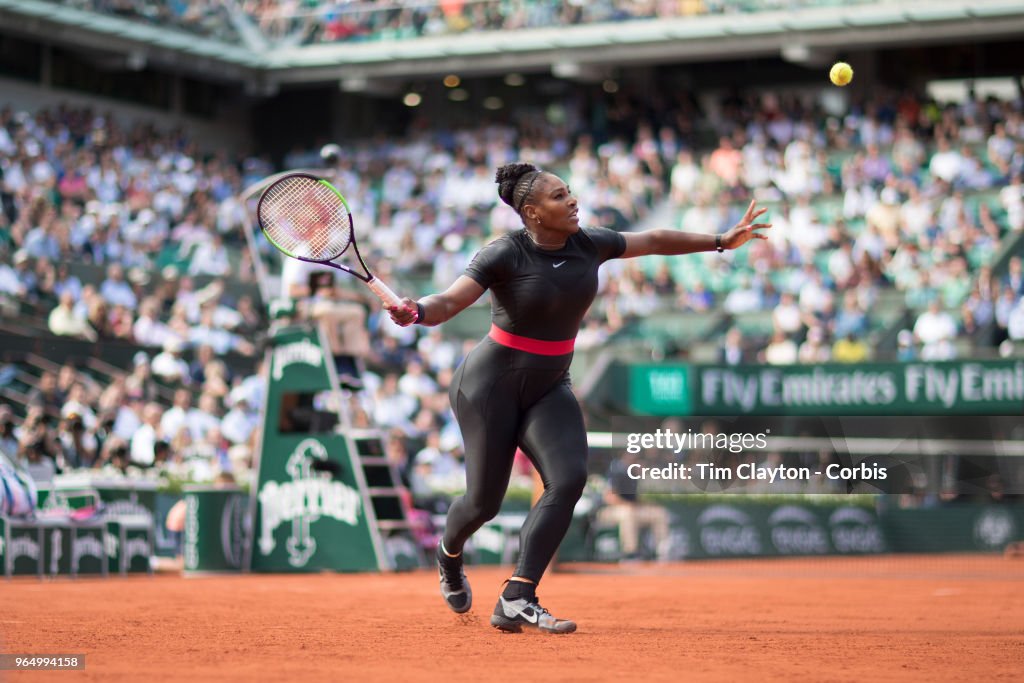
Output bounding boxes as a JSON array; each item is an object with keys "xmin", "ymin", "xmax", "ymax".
[{"xmin": 830, "ymin": 62, "xmax": 853, "ymax": 87}]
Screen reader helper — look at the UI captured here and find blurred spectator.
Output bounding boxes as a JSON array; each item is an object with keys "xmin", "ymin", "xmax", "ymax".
[
  {"xmin": 152, "ymin": 337, "xmax": 191, "ymax": 382},
  {"xmin": 913, "ymin": 299, "xmax": 958, "ymax": 360},
  {"xmin": 125, "ymin": 354, "xmax": 159, "ymax": 402},
  {"xmin": 763, "ymin": 330, "xmax": 798, "ymax": 365},
  {"xmin": 833, "ymin": 332, "xmax": 870, "ymax": 363},
  {"xmin": 373, "ymin": 373, "xmax": 418, "ymax": 430},
  {"xmin": 49, "ymin": 290, "xmax": 98, "ymax": 341},
  {"xmin": 61, "ymin": 382, "xmax": 97, "ymax": 430},
  {"xmin": 0, "ymin": 405, "xmax": 19, "ymax": 457},
  {"xmin": 160, "ymin": 388, "xmax": 193, "ymax": 444},
  {"xmin": 97, "ymin": 436, "xmax": 130, "ymax": 473},
  {"xmin": 133, "ymin": 297, "xmax": 171, "ymax": 347},
  {"xmin": 722, "ymin": 275, "xmax": 762, "ymax": 314},
  {"xmin": 16, "ymin": 406, "xmax": 59, "ymax": 481},
  {"xmin": 929, "ymin": 137, "xmax": 962, "ymax": 184},
  {"xmin": 307, "ymin": 284, "xmax": 370, "ymax": 383},
  {"xmin": 771, "ymin": 292, "xmax": 803, "ymax": 337},
  {"xmin": 833, "ymin": 290, "xmax": 868, "ymax": 340},
  {"xmin": 719, "ymin": 327, "xmax": 751, "ymax": 366},
  {"xmin": 798, "ymin": 327, "xmax": 831, "ymax": 363},
  {"xmin": 410, "ymin": 430, "xmax": 464, "ymax": 499},
  {"xmin": 188, "ymin": 393, "xmax": 223, "ymax": 443},
  {"xmin": 188, "ymin": 232, "xmax": 231, "ymax": 276},
  {"xmin": 189, "ymin": 344, "xmax": 217, "ymax": 385},
  {"xmin": 27, "ymin": 371, "xmax": 63, "ymax": 414},
  {"xmin": 895, "ymin": 329, "xmax": 917, "ymax": 362},
  {"xmin": 99, "ymin": 263, "xmax": 137, "ymax": 310},
  {"xmin": 399, "ymin": 359, "xmax": 439, "ymax": 400},
  {"xmin": 1004, "ymin": 256, "xmax": 1024, "ymax": 296},
  {"xmin": 1001, "ymin": 174, "xmax": 1023, "ymax": 231},
  {"xmin": 221, "ymin": 392, "xmax": 258, "ymax": 446},
  {"xmin": 57, "ymin": 412, "xmax": 97, "ymax": 469},
  {"xmin": 1006, "ymin": 297, "xmax": 1024, "ymax": 343}
]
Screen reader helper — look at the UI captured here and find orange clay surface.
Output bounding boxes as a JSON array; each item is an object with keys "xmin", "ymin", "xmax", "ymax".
[{"xmin": 3, "ymin": 555, "xmax": 1022, "ymax": 682}]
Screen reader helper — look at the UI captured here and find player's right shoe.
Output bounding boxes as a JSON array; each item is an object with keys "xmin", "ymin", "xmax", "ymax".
[
  {"xmin": 437, "ymin": 542, "xmax": 472, "ymax": 613},
  {"xmin": 490, "ymin": 595, "xmax": 577, "ymax": 634}
]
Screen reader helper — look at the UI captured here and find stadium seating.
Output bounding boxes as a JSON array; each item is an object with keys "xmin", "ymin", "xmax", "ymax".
[
  {"xmin": 247, "ymin": 0, "xmax": 887, "ymax": 46},
  {"xmin": 2, "ymin": 77, "xmax": 1022, "ymax": 503}
]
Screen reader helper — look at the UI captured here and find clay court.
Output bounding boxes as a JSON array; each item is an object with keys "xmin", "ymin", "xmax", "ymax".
[{"xmin": 4, "ymin": 555, "xmax": 1022, "ymax": 681}]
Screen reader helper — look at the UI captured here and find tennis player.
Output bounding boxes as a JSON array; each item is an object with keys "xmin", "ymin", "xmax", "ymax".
[{"xmin": 387, "ymin": 162, "xmax": 770, "ymax": 633}]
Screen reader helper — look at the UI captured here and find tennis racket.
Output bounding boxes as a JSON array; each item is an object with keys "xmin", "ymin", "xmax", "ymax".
[{"xmin": 256, "ymin": 172, "xmax": 403, "ymax": 308}]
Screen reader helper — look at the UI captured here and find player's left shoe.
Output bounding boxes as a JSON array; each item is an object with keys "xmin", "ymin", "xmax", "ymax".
[
  {"xmin": 490, "ymin": 595, "xmax": 577, "ymax": 634},
  {"xmin": 437, "ymin": 542, "xmax": 472, "ymax": 613}
]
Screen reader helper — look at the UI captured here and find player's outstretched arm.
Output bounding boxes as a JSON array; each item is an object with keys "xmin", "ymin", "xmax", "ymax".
[
  {"xmin": 386, "ymin": 275, "xmax": 485, "ymax": 327},
  {"xmin": 620, "ymin": 199, "xmax": 771, "ymax": 258}
]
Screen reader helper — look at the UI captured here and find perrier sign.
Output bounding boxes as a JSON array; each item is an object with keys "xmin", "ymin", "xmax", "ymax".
[{"xmin": 250, "ymin": 325, "xmax": 384, "ymax": 572}]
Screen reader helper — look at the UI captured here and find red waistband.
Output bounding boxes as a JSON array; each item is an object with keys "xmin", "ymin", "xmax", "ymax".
[{"xmin": 488, "ymin": 324, "xmax": 575, "ymax": 356}]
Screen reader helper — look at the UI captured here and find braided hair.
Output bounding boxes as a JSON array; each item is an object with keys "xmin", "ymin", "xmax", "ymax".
[{"xmin": 495, "ymin": 162, "xmax": 543, "ymax": 216}]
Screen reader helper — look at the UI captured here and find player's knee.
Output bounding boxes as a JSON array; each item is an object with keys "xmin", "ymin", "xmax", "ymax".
[
  {"xmin": 550, "ymin": 470, "xmax": 587, "ymax": 503},
  {"xmin": 464, "ymin": 493, "xmax": 503, "ymax": 523}
]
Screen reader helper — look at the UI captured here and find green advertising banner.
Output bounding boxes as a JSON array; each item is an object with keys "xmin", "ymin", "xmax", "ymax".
[
  {"xmin": 658, "ymin": 501, "xmax": 887, "ymax": 559},
  {"xmin": 880, "ymin": 503, "xmax": 1024, "ymax": 553},
  {"xmin": 183, "ymin": 486, "xmax": 248, "ymax": 574},
  {"xmin": 250, "ymin": 326, "xmax": 384, "ymax": 573},
  {"xmin": 559, "ymin": 500, "xmax": 1022, "ymax": 561},
  {"xmin": 629, "ymin": 364, "xmax": 692, "ymax": 416},
  {"xmin": 1, "ymin": 519, "xmax": 43, "ymax": 576},
  {"xmin": 105, "ymin": 519, "xmax": 153, "ymax": 574},
  {"xmin": 697, "ymin": 360, "xmax": 1024, "ymax": 415},
  {"xmin": 42, "ymin": 522, "xmax": 107, "ymax": 576},
  {"xmin": 622, "ymin": 360, "xmax": 1024, "ymax": 416}
]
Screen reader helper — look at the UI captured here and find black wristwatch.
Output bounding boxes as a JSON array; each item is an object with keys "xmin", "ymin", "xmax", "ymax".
[{"xmin": 715, "ymin": 235, "xmax": 724, "ymax": 253}]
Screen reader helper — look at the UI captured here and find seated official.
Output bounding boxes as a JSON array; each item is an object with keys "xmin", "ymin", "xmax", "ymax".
[{"xmin": 596, "ymin": 454, "xmax": 671, "ymax": 561}]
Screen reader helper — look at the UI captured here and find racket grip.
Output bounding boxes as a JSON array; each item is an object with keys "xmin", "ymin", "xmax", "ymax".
[{"xmin": 366, "ymin": 276, "xmax": 404, "ymax": 308}]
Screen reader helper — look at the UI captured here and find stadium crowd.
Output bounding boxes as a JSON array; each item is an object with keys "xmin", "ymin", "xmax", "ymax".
[
  {"xmin": 47, "ymin": 0, "xmax": 882, "ymax": 47},
  {"xmin": 247, "ymin": 0, "xmax": 881, "ymax": 46},
  {"xmin": 1, "ymin": 82, "xmax": 1023, "ymax": 500},
  {"xmin": 55, "ymin": 0, "xmax": 240, "ymax": 43}
]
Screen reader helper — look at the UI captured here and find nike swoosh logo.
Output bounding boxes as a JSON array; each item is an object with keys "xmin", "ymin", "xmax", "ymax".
[
  {"xmin": 553, "ymin": 261, "xmax": 566, "ymax": 268},
  {"xmin": 504, "ymin": 600, "xmax": 539, "ymax": 623}
]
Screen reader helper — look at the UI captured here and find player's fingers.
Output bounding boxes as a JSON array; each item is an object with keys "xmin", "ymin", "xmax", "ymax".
[
  {"xmin": 742, "ymin": 200, "xmax": 755, "ymax": 220},
  {"xmin": 751, "ymin": 223, "xmax": 772, "ymax": 230},
  {"xmin": 385, "ymin": 305, "xmax": 408, "ymax": 320}
]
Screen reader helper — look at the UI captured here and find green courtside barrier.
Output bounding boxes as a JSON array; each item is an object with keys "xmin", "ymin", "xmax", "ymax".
[{"xmin": 183, "ymin": 485, "xmax": 248, "ymax": 574}]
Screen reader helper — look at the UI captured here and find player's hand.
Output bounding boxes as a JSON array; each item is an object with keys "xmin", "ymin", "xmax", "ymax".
[
  {"xmin": 385, "ymin": 297, "xmax": 419, "ymax": 327},
  {"xmin": 722, "ymin": 199, "xmax": 771, "ymax": 250}
]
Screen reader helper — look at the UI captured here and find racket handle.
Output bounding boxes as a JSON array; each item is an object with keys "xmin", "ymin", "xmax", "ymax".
[{"xmin": 366, "ymin": 276, "xmax": 404, "ymax": 308}]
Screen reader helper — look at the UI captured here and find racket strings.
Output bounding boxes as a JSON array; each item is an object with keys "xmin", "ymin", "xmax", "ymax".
[{"xmin": 260, "ymin": 177, "xmax": 353, "ymax": 261}]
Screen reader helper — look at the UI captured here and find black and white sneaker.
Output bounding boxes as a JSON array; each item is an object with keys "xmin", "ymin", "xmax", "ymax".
[
  {"xmin": 437, "ymin": 542, "xmax": 472, "ymax": 613},
  {"xmin": 490, "ymin": 595, "xmax": 577, "ymax": 634}
]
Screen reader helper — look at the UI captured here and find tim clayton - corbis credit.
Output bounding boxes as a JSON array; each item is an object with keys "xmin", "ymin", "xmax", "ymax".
[{"xmin": 627, "ymin": 462, "xmax": 888, "ymax": 482}]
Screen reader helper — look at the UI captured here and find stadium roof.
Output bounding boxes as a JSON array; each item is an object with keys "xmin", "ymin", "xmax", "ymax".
[{"xmin": 2, "ymin": 0, "xmax": 1023, "ymax": 87}]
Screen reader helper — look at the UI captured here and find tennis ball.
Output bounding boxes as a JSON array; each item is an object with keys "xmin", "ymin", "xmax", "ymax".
[
  {"xmin": 830, "ymin": 62, "xmax": 853, "ymax": 87},
  {"xmin": 320, "ymin": 143, "xmax": 342, "ymax": 161}
]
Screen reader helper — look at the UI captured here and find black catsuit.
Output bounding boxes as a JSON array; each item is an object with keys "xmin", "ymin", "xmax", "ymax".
[{"xmin": 443, "ymin": 226, "xmax": 626, "ymax": 582}]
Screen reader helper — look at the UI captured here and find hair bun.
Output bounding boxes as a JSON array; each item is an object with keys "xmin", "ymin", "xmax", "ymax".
[
  {"xmin": 494, "ymin": 162, "xmax": 539, "ymax": 186},
  {"xmin": 495, "ymin": 162, "xmax": 540, "ymax": 208}
]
